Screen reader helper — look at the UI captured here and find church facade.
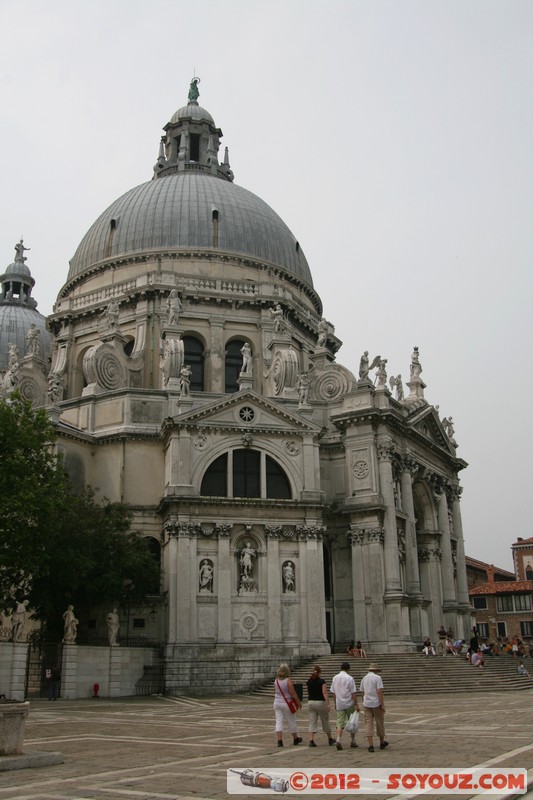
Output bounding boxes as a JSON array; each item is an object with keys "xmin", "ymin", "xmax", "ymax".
[{"xmin": 1, "ymin": 80, "xmax": 471, "ymax": 693}]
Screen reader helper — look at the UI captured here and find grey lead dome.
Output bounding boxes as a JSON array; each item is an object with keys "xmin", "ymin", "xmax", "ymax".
[{"xmin": 68, "ymin": 173, "xmax": 312, "ymax": 287}]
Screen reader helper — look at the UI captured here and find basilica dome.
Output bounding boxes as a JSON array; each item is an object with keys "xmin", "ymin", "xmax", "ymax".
[
  {"xmin": 67, "ymin": 174, "xmax": 312, "ymax": 287},
  {"xmin": 66, "ymin": 86, "xmax": 313, "ymax": 292}
]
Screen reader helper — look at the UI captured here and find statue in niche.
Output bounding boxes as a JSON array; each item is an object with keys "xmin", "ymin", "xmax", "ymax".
[
  {"xmin": 296, "ymin": 371, "xmax": 310, "ymax": 407},
  {"xmin": 106, "ymin": 608, "xmax": 120, "ymax": 646},
  {"xmin": 375, "ymin": 358, "xmax": 388, "ymax": 387},
  {"xmin": 62, "ymin": 604, "xmax": 79, "ymax": 644},
  {"xmin": 199, "ymin": 559, "xmax": 214, "ymax": 593},
  {"xmin": 101, "ymin": 300, "xmax": 120, "ymax": 330},
  {"xmin": 410, "ymin": 346, "xmax": 422, "ymax": 379},
  {"xmin": 269, "ymin": 303, "xmax": 285, "ymax": 334},
  {"xmin": 11, "ymin": 599, "xmax": 29, "ymax": 642},
  {"xmin": 165, "ymin": 289, "xmax": 182, "ymax": 325},
  {"xmin": 389, "ymin": 374, "xmax": 404, "ymax": 401},
  {"xmin": 240, "ymin": 542, "xmax": 256, "ymax": 579},
  {"xmin": 25, "ymin": 323, "xmax": 40, "ymax": 355},
  {"xmin": 359, "ymin": 351, "xmax": 381, "ymax": 381},
  {"xmin": 316, "ymin": 318, "xmax": 328, "ymax": 348},
  {"xmin": 282, "ymin": 561, "xmax": 295, "ymax": 593},
  {"xmin": 180, "ymin": 364, "xmax": 192, "ymax": 396},
  {"xmin": 240, "ymin": 342, "xmax": 253, "ymax": 375},
  {"xmin": 239, "ymin": 541, "xmax": 258, "ymax": 594}
]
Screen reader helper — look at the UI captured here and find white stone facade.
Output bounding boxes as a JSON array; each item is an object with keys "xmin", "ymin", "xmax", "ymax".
[{"xmin": 14, "ymin": 83, "xmax": 472, "ymax": 694}]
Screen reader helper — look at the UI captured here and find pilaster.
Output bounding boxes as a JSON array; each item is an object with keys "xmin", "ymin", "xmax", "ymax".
[{"xmin": 265, "ymin": 526, "xmax": 282, "ymax": 642}]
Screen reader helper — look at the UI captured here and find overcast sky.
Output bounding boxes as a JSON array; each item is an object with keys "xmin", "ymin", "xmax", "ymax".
[{"xmin": 1, "ymin": 0, "xmax": 531, "ymax": 571}]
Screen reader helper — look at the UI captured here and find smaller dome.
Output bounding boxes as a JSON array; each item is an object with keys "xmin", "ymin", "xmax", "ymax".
[
  {"xmin": 5, "ymin": 259, "xmax": 31, "ymax": 279},
  {"xmin": 169, "ymin": 102, "xmax": 215, "ymax": 126}
]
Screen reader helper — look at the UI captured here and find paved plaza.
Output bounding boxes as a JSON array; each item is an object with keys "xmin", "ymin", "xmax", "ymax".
[{"xmin": 1, "ymin": 689, "xmax": 532, "ymax": 800}]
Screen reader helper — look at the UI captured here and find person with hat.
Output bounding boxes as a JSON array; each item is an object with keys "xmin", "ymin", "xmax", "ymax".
[
  {"xmin": 359, "ymin": 662, "xmax": 388, "ymax": 753},
  {"xmin": 330, "ymin": 661, "xmax": 360, "ymax": 750}
]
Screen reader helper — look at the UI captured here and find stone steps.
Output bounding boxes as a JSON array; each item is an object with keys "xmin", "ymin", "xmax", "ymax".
[{"xmin": 253, "ymin": 653, "xmax": 533, "ymax": 696}]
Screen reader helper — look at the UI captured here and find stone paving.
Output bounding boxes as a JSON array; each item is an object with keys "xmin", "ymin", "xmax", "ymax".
[{"xmin": 0, "ymin": 689, "xmax": 532, "ymax": 800}]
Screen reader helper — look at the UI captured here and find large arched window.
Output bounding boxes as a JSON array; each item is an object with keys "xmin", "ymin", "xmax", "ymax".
[
  {"xmin": 183, "ymin": 336, "xmax": 204, "ymax": 391},
  {"xmin": 201, "ymin": 449, "xmax": 292, "ymax": 499},
  {"xmin": 225, "ymin": 339, "xmax": 245, "ymax": 393}
]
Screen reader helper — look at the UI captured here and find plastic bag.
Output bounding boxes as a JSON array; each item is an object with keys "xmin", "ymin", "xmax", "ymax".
[{"xmin": 346, "ymin": 711, "xmax": 359, "ymax": 733}]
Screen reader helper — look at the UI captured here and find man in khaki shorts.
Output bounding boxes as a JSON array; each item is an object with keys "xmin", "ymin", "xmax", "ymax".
[
  {"xmin": 359, "ymin": 662, "xmax": 388, "ymax": 753},
  {"xmin": 330, "ymin": 661, "xmax": 360, "ymax": 750}
]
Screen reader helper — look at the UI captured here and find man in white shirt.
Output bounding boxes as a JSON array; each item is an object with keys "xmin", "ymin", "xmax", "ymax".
[
  {"xmin": 330, "ymin": 662, "xmax": 360, "ymax": 750},
  {"xmin": 359, "ymin": 663, "xmax": 388, "ymax": 753}
]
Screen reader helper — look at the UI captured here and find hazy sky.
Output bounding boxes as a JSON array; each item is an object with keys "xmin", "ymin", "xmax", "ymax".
[{"xmin": 1, "ymin": 0, "xmax": 531, "ymax": 570}]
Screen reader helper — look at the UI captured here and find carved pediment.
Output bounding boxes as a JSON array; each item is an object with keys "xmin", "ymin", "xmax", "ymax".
[
  {"xmin": 407, "ymin": 405, "xmax": 454, "ymax": 453},
  {"xmin": 165, "ymin": 390, "xmax": 320, "ymax": 435}
]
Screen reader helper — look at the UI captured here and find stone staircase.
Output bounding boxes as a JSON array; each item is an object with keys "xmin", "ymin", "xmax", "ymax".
[{"xmin": 253, "ymin": 653, "xmax": 533, "ymax": 697}]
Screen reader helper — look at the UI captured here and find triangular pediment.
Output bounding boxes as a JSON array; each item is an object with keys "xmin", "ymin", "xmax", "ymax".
[
  {"xmin": 407, "ymin": 405, "xmax": 455, "ymax": 453},
  {"xmin": 168, "ymin": 390, "xmax": 320, "ymax": 434}
]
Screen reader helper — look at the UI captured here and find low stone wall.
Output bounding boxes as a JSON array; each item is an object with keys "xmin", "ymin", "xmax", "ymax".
[
  {"xmin": 61, "ymin": 645, "xmax": 157, "ymax": 698},
  {"xmin": 0, "ymin": 642, "xmax": 158, "ymax": 700}
]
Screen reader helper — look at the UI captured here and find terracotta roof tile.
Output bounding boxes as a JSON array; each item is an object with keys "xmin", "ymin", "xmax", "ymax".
[{"xmin": 469, "ymin": 580, "xmax": 533, "ymax": 596}]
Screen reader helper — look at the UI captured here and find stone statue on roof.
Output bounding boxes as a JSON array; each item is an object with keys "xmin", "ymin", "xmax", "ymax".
[
  {"xmin": 188, "ymin": 77, "xmax": 200, "ymax": 102},
  {"xmin": 14, "ymin": 239, "xmax": 30, "ymax": 263}
]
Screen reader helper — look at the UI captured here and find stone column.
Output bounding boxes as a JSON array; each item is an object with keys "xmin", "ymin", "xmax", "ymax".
[
  {"xmin": 376, "ymin": 438, "xmax": 402, "ymax": 594},
  {"xmin": 348, "ymin": 526, "xmax": 370, "ymax": 644},
  {"xmin": 418, "ymin": 540, "xmax": 443, "ymax": 635},
  {"xmin": 209, "ymin": 319, "xmax": 225, "ymax": 393},
  {"xmin": 401, "ymin": 457, "xmax": 424, "ymax": 642},
  {"xmin": 451, "ymin": 485, "xmax": 471, "ymax": 637},
  {"xmin": 174, "ymin": 524, "xmax": 196, "ymax": 643},
  {"xmin": 265, "ymin": 526, "xmax": 282, "ymax": 643},
  {"xmin": 166, "ymin": 529, "xmax": 178, "ymax": 643},
  {"xmin": 401, "ymin": 457, "xmax": 422, "ymax": 595},
  {"xmin": 216, "ymin": 525, "xmax": 233, "ymax": 643},
  {"xmin": 298, "ymin": 526, "xmax": 327, "ymax": 648},
  {"xmin": 431, "ymin": 477, "xmax": 457, "ymax": 614}
]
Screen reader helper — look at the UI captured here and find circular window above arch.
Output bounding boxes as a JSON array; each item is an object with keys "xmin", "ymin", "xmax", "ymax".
[{"xmin": 239, "ymin": 406, "xmax": 255, "ymax": 424}]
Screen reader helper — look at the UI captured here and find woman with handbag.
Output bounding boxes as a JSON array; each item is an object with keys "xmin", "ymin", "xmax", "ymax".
[{"xmin": 274, "ymin": 663, "xmax": 303, "ymax": 747}]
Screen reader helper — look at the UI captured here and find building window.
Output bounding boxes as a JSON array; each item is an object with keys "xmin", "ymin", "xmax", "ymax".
[
  {"xmin": 477, "ymin": 623, "xmax": 489, "ymax": 639},
  {"xmin": 473, "ymin": 597, "xmax": 487, "ymax": 609},
  {"xmin": 233, "ymin": 449, "xmax": 260, "ymax": 498},
  {"xmin": 497, "ymin": 621, "xmax": 507, "ymax": 637},
  {"xmin": 520, "ymin": 621, "xmax": 533, "ymax": 637},
  {"xmin": 200, "ymin": 453, "xmax": 228, "ymax": 497},
  {"xmin": 266, "ymin": 455, "xmax": 291, "ymax": 499},
  {"xmin": 190, "ymin": 133, "xmax": 200, "ymax": 161},
  {"xmin": 132, "ymin": 618, "xmax": 145, "ymax": 629},
  {"xmin": 225, "ymin": 340, "xmax": 245, "ymax": 393},
  {"xmin": 514, "ymin": 594, "xmax": 532, "ymax": 611},
  {"xmin": 496, "ymin": 595, "xmax": 514, "ymax": 612},
  {"xmin": 200, "ymin": 449, "xmax": 292, "ymax": 500},
  {"xmin": 183, "ymin": 336, "xmax": 204, "ymax": 391}
]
